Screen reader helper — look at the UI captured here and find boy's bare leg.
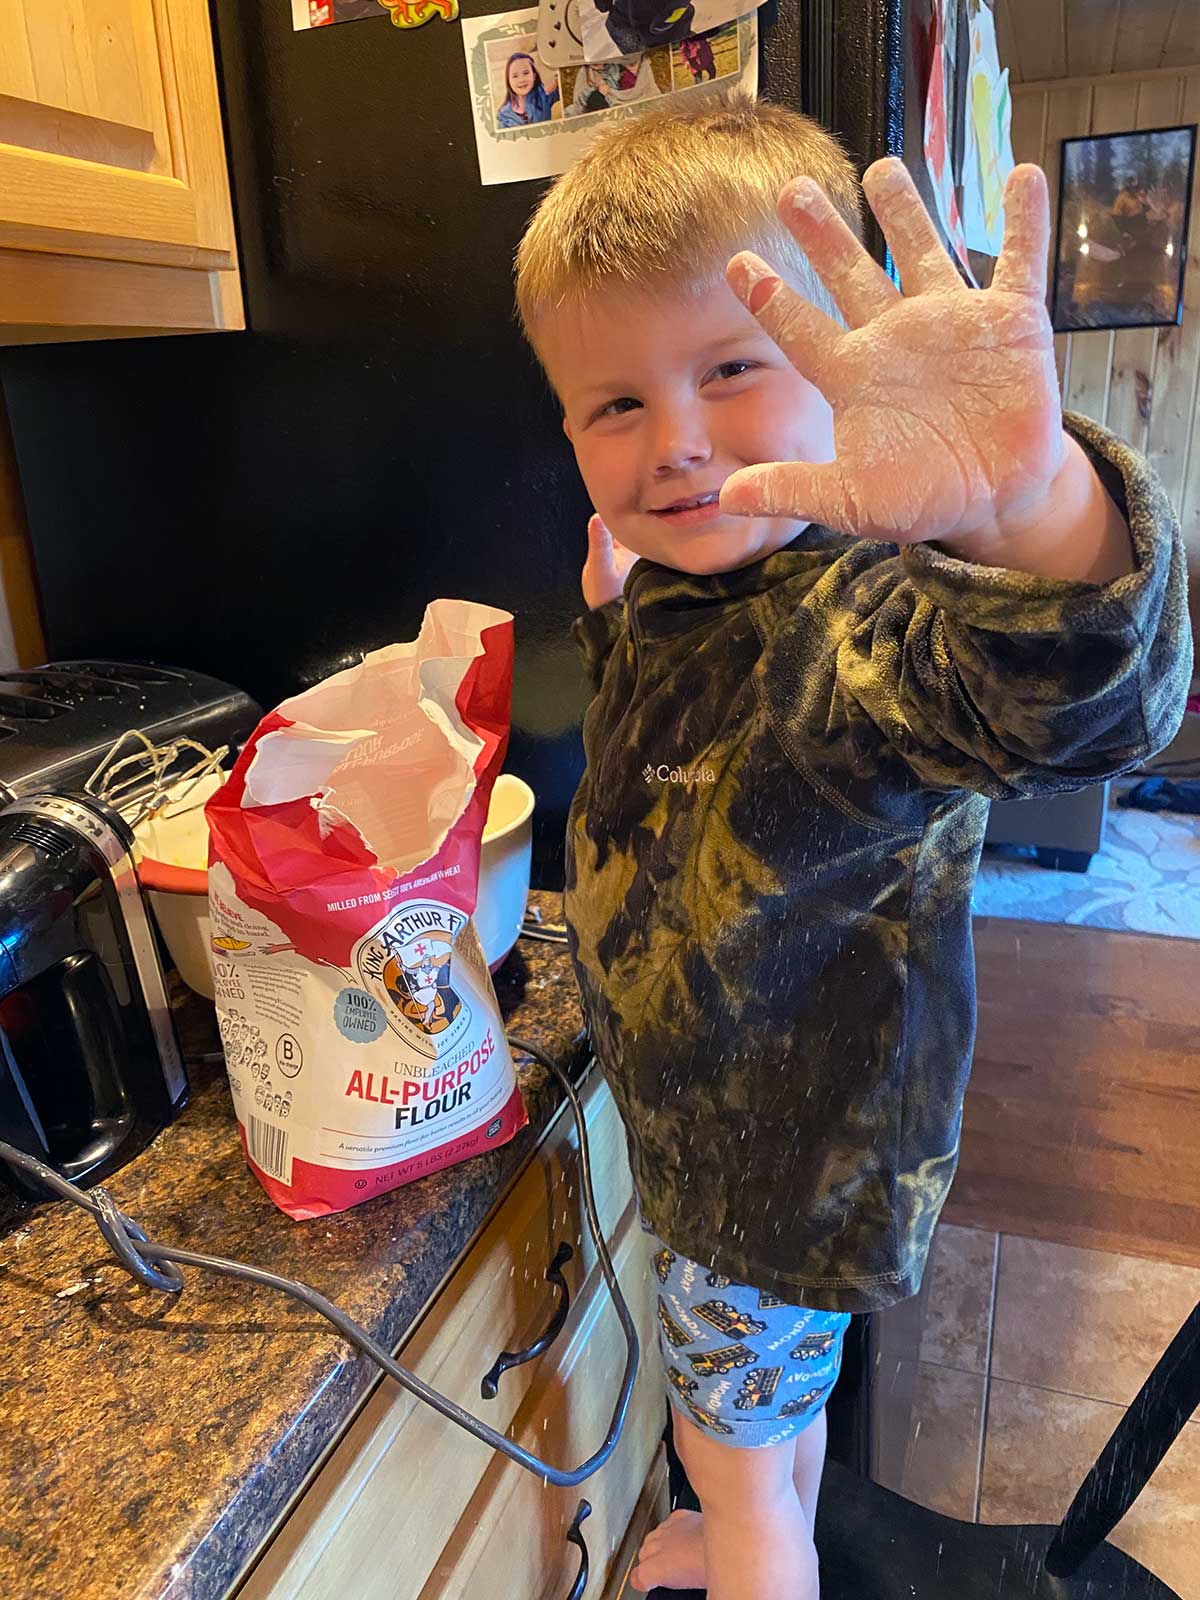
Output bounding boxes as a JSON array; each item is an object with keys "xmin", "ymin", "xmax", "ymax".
[
  {"xmin": 630, "ymin": 1410, "xmax": 829, "ymax": 1590},
  {"xmin": 630, "ymin": 1407, "xmax": 821, "ymax": 1596},
  {"xmin": 792, "ymin": 1408, "xmax": 827, "ymax": 1529}
]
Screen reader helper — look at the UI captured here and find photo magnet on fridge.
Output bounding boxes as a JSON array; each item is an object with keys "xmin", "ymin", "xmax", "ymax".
[
  {"xmin": 538, "ymin": 0, "xmax": 762, "ymax": 68},
  {"xmin": 464, "ymin": 6, "xmax": 757, "ymax": 185}
]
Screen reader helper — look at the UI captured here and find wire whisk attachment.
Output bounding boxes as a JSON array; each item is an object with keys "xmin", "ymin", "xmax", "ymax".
[{"xmin": 84, "ymin": 729, "xmax": 229, "ymax": 830}]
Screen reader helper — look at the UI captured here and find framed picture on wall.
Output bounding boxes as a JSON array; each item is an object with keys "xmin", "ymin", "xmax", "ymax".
[{"xmin": 1051, "ymin": 124, "xmax": 1197, "ymax": 333}]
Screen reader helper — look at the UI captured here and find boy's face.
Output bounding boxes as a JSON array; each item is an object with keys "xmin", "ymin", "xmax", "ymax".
[{"xmin": 540, "ymin": 275, "xmax": 835, "ymax": 576}]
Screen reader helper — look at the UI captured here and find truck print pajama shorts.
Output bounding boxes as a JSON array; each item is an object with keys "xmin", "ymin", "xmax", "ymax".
[{"xmin": 640, "ymin": 1214, "xmax": 850, "ymax": 1448}]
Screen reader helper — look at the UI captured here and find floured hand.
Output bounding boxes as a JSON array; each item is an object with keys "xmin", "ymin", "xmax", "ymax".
[
  {"xmin": 582, "ymin": 513, "xmax": 637, "ymax": 608},
  {"xmin": 721, "ymin": 160, "xmax": 1066, "ymax": 548}
]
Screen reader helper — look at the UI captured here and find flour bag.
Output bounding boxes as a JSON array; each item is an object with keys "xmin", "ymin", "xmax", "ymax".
[{"xmin": 205, "ymin": 600, "xmax": 526, "ymax": 1219}]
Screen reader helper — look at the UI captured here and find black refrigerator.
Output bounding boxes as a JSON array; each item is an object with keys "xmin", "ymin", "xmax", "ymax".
[{"xmin": 0, "ymin": 0, "xmax": 923, "ymax": 889}]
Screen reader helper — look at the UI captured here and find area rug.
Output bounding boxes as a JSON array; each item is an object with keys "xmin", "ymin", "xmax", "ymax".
[{"xmin": 972, "ymin": 790, "xmax": 1200, "ymax": 939}]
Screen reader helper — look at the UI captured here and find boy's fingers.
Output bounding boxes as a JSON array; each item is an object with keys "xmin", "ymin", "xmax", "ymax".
[
  {"xmin": 989, "ymin": 164, "xmax": 1051, "ymax": 298},
  {"xmin": 582, "ymin": 514, "xmax": 626, "ymax": 608},
  {"xmin": 587, "ymin": 512, "xmax": 613, "ymax": 555},
  {"xmin": 861, "ymin": 157, "xmax": 965, "ymax": 296},
  {"xmin": 583, "ymin": 513, "xmax": 638, "ymax": 608},
  {"xmin": 727, "ymin": 254, "xmax": 843, "ymax": 390},
  {"xmin": 775, "ymin": 177, "xmax": 900, "ymax": 328},
  {"xmin": 588, "ymin": 513, "xmax": 637, "ymax": 576},
  {"xmin": 720, "ymin": 459, "xmax": 853, "ymax": 531}
]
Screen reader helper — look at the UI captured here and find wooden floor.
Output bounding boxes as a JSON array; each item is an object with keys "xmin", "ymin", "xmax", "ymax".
[{"xmin": 943, "ymin": 917, "xmax": 1200, "ymax": 1271}]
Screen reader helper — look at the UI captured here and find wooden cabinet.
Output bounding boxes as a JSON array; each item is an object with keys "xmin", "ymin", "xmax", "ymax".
[
  {"xmin": 0, "ymin": 0, "xmax": 243, "ymax": 341},
  {"xmin": 235, "ymin": 1073, "xmax": 665, "ymax": 1600},
  {"xmin": 417, "ymin": 1216, "xmax": 664, "ymax": 1600}
]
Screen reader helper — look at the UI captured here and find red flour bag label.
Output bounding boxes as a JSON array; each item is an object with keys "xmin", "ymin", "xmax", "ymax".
[{"xmin": 204, "ymin": 600, "xmax": 526, "ymax": 1219}]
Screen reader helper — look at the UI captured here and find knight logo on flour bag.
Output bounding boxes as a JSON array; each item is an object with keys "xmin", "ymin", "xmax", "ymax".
[{"xmin": 205, "ymin": 600, "xmax": 526, "ymax": 1219}]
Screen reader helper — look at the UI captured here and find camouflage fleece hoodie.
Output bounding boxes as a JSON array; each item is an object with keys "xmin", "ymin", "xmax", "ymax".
[{"xmin": 564, "ymin": 413, "xmax": 1192, "ymax": 1313}]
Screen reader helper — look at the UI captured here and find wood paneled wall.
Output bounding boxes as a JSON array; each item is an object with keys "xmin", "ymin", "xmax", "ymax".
[{"xmin": 1011, "ymin": 67, "xmax": 1200, "ymax": 614}]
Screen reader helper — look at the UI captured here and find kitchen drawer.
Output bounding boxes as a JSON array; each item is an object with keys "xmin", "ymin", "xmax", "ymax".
[
  {"xmin": 237, "ymin": 1071, "xmax": 634, "ymax": 1600},
  {"xmin": 417, "ymin": 1209, "xmax": 663, "ymax": 1600}
]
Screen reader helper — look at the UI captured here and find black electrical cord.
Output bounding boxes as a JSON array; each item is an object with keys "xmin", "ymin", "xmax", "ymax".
[
  {"xmin": 0, "ymin": 1035, "xmax": 639, "ymax": 1489},
  {"xmin": 519, "ymin": 918, "xmax": 570, "ymax": 946}
]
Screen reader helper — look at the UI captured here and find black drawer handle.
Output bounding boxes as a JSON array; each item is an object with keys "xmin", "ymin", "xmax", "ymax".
[
  {"xmin": 564, "ymin": 1499, "xmax": 591, "ymax": 1599},
  {"xmin": 481, "ymin": 1240, "xmax": 574, "ymax": 1400}
]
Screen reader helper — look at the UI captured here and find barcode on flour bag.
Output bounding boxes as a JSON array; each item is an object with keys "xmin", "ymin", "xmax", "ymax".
[
  {"xmin": 205, "ymin": 600, "xmax": 528, "ymax": 1221},
  {"xmin": 246, "ymin": 1116, "xmax": 291, "ymax": 1184}
]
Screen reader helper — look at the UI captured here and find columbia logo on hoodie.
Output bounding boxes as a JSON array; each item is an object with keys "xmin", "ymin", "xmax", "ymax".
[{"xmin": 643, "ymin": 762, "xmax": 717, "ymax": 785}]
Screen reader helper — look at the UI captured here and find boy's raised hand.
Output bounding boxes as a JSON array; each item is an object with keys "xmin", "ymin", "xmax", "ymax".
[
  {"xmin": 722, "ymin": 160, "xmax": 1069, "ymax": 552},
  {"xmin": 582, "ymin": 513, "xmax": 637, "ymax": 609}
]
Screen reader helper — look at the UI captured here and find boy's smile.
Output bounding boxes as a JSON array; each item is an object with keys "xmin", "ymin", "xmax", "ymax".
[{"xmin": 540, "ymin": 275, "xmax": 835, "ymax": 576}]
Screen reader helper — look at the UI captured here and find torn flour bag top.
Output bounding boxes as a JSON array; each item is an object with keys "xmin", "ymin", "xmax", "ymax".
[{"xmin": 205, "ymin": 600, "xmax": 525, "ymax": 1220}]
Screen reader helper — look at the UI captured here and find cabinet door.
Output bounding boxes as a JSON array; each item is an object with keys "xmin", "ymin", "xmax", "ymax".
[
  {"xmin": 0, "ymin": 0, "xmax": 235, "ymax": 269},
  {"xmin": 417, "ymin": 1210, "xmax": 665, "ymax": 1600},
  {"xmin": 233, "ymin": 1074, "xmax": 640, "ymax": 1600}
]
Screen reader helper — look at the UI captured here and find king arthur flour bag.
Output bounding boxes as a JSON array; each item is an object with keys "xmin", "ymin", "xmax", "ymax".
[{"xmin": 205, "ymin": 600, "xmax": 526, "ymax": 1219}]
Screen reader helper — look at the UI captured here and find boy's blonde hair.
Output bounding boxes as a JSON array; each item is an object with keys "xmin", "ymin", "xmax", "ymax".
[{"xmin": 515, "ymin": 93, "xmax": 863, "ymax": 343}]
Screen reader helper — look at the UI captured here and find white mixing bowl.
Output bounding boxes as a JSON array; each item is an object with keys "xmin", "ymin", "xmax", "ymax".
[{"xmin": 135, "ymin": 772, "xmax": 535, "ymax": 999}]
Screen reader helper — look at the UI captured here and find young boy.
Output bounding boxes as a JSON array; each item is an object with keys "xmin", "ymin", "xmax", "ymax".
[{"xmin": 514, "ymin": 97, "xmax": 1191, "ymax": 1599}]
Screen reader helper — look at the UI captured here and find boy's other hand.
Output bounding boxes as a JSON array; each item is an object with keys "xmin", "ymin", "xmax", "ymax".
[
  {"xmin": 582, "ymin": 513, "xmax": 636, "ymax": 609},
  {"xmin": 721, "ymin": 160, "xmax": 1092, "ymax": 562}
]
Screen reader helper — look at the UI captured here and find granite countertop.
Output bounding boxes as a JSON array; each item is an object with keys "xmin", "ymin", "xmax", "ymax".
[{"xmin": 0, "ymin": 892, "xmax": 585, "ymax": 1600}]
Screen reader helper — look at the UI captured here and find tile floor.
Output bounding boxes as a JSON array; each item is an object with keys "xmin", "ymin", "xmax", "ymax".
[{"xmin": 872, "ymin": 1223, "xmax": 1200, "ymax": 1599}]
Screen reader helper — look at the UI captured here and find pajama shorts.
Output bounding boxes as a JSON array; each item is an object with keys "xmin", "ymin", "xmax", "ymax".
[{"xmin": 640, "ymin": 1214, "xmax": 851, "ymax": 1449}]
